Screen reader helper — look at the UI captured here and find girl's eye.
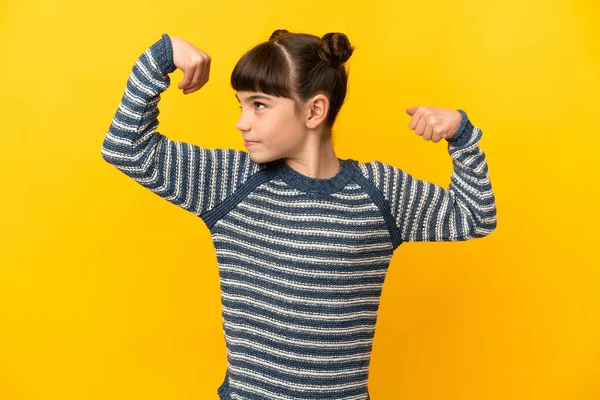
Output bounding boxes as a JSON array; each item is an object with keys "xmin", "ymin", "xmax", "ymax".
[{"xmin": 238, "ymin": 102, "xmax": 266, "ymax": 111}]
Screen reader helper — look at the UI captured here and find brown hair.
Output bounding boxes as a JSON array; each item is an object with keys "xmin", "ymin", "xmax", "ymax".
[{"xmin": 230, "ymin": 29, "xmax": 355, "ymax": 135}]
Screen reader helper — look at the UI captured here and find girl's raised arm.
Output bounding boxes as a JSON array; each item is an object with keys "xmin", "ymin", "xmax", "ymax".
[
  {"xmin": 101, "ymin": 34, "xmax": 260, "ymax": 219},
  {"xmin": 359, "ymin": 108, "xmax": 497, "ymax": 244}
]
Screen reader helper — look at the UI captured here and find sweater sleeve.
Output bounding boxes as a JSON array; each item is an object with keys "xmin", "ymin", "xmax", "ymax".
[
  {"xmin": 358, "ymin": 110, "xmax": 497, "ymax": 242},
  {"xmin": 101, "ymin": 34, "xmax": 262, "ymax": 218}
]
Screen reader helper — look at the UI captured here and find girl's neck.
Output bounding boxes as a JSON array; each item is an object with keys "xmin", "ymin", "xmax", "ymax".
[{"xmin": 282, "ymin": 137, "xmax": 339, "ymax": 179}]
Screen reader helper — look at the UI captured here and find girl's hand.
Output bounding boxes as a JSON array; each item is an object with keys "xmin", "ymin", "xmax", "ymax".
[
  {"xmin": 169, "ymin": 35, "xmax": 212, "ymax": 95},
  {"xmin": 405, "ymin": 106, "xmax": 462, "ymax": 143}
]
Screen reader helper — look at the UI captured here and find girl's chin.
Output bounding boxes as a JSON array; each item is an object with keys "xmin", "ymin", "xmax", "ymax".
[{"xmin": 248, "ymin": 151, "xmax": 280, "ymax": 165}]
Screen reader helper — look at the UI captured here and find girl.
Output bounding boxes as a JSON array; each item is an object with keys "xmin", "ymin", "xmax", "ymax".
[{"xmin": 102, "ymin": 30, "xmax": 496, "ymax": 400}]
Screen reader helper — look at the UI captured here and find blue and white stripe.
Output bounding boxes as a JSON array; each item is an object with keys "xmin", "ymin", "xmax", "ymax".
[{"xmin": 212, "ymin": 178, "xmax": 391, "ymax": 399}]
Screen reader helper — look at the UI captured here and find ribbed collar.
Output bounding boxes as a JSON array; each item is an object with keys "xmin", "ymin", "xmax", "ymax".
[{"xmin": 269, "ymin": 157, "xmax": 357, "ymax": 195}]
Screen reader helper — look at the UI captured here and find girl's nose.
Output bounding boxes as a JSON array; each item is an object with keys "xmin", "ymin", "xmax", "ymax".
[
  {"xmin": 236, "ymin": 116, "xmax": 250, "ymax": 133},
  {"xmin": 235, "ymin": 119, "xmax": 250, "ymax": 132}
]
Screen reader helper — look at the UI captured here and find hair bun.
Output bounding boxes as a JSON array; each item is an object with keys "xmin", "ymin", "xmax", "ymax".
[
  {"xmin": 269, "ymin": 29, "xmax": 290, "ymax": 41},
  {"xmin": 318, "ymin": 32, "xmax": 354, "ymax": 66}
]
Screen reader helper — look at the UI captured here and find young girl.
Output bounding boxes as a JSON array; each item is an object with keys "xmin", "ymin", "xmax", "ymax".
[{"xmin": 102, "ymin": 30, "xmax": 496, "ymax": 400}]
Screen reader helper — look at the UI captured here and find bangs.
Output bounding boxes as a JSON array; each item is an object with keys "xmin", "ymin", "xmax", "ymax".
[{"xmin": 230, "ymin": 42, "xmax": 294, "ymax": 99}]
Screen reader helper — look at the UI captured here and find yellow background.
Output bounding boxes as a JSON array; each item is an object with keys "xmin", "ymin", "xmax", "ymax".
[{"xmin": 1, "ymin": 0, "xmax": 598, "ymax": 399}]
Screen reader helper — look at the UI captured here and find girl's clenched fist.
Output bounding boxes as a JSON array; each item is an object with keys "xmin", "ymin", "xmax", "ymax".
[
  {"xmin": 406, "ymin": 106, "xmax": 462, "ymax": 143},
  {"xmin": 168, "ymin": 35, "xmax": 212, "ymax": 95}
]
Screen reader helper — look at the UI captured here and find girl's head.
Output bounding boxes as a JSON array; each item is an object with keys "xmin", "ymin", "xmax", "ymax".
[{"xmin": 232, "ymin": 29, "xmax": 355, "ymax": 164}]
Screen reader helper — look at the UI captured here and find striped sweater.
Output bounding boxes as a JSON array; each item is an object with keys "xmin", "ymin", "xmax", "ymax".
[{"xmin": 102, "ymin": 34, "xmax": 497, "ymax": 400}]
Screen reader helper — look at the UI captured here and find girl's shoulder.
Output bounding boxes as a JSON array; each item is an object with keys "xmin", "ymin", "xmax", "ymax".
[{"xmin": 352, "ymin": 157, "xmax": 408, "ymax": 181}]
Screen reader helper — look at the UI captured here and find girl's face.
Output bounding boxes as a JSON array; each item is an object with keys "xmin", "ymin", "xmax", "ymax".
[{"xmin": 235, "ymin": 91, "xmax": 308, "ymax": 164}]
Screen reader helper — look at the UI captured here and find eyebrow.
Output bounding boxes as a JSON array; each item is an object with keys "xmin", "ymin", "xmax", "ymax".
[{"xmin": 235, "ymin": 93, "xmax": 273, "ymax": 103}]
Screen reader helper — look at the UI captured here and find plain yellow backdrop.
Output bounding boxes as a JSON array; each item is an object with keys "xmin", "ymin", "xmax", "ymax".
[{"xmin": 1, "ymin": 0, "xmax": 598, "ymax": 399}]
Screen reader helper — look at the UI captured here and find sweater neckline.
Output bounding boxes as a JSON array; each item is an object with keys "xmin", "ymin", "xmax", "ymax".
[{"xmin": 269, "ymin": 157, "xmax": 356, "ymax": 195}]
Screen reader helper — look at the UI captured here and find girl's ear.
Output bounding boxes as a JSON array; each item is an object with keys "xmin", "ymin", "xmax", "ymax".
[{"xmin": 305, "ymin": 94, "xmax": 329, "ymax": 129}]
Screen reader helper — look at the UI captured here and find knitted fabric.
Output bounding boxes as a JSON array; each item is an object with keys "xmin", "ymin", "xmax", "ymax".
[{"xmin": 102, "ymin": 34, "xmax": 497, "ymax": 400}]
